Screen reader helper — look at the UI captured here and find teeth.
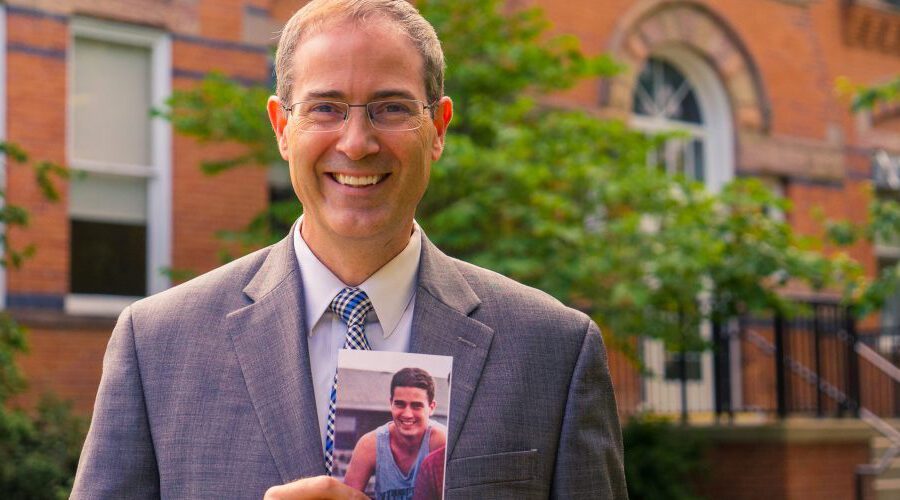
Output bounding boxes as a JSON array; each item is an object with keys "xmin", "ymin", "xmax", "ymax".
[{"xmin": 333, "ymin": 173, "xmax": 383, "ymax": 186}]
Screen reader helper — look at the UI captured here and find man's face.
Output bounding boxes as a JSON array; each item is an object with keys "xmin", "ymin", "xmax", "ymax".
[
  {"xmin": 390, "ymin": 386, "xmax": 435, "ymax": 439},
  {"xmin": 268, "ymin": 18, "xmax": 452, "ymax": 248}
]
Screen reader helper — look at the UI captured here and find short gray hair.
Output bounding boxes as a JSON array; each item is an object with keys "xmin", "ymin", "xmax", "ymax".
[{"xmin": 274, "ymin": 0, "xmax": 445, "ymax": 106}]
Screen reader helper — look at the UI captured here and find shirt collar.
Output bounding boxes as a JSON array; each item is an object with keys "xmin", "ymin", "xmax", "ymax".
[{"xmin": 292, "ymin": 217, "xmax": 421, "ymax": 339}]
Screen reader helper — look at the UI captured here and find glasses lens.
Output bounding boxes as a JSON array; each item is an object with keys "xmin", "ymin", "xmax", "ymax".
[
  {"xmin": 368, "ymin": 100, "xmax": 424, "ymax": 131},
  {"xmin": 293, "ymin": 101, "xmax": 348, "ymax": 131}
]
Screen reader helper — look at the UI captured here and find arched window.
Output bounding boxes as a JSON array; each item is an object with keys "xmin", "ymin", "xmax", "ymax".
[{"xmin": 631, "ymin": 48, "xmax": 734, "ymax": 192}]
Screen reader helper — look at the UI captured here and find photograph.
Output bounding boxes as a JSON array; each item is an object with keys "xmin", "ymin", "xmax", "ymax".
[{"xmin": 333, "ymin": 350, "xmax": 452, "ymax": 500}]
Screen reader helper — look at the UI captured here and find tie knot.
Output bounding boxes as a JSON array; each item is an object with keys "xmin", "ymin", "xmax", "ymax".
[{"xmin": 329, "ymin": 287, "xmax": 373, "ymax": 327}]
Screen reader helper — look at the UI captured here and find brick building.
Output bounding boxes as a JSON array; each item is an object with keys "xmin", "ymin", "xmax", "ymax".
[{"xmin": 2, "ymin": 0, "xmax": 899, "ymax": 498}]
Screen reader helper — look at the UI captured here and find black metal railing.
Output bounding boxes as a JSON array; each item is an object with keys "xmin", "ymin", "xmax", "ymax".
[
  {"xmin": 642, "ymin": 301, "xmax": 900, "ymax": 499},
  {"xmin": 643, "ymin": 301, "xmax": 900, "ymax": 424},
  {"xmin": 707, "ymin": 307, "xmax": 850, "ymax": 419}
]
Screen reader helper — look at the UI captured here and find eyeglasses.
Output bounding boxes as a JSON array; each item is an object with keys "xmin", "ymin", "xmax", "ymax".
[{"xmin": 281, "ymin": 99, "xmax": 437, "ymax": 132}]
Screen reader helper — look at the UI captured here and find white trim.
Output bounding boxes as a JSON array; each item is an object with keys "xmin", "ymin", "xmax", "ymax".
[
  {"xmin": 64, "ymin": 294, "xmax": 140, "ymax": 317},
  {"xmin": 70, "ymin": 17, "xmax": 166, "ymax": 47},
  {"xmin": 0, "ymin": 7, "xmax": 7, "ymax": 310},
  {"xmin": 875, "ymin": 243, "xmax": 900, "ymax": 261},
  {"xmin": 70, "ymin": 158, "xmax": 156, "ymax": 178},
  {"xmin": 66, "ymin": 18, "xmax": 172, "ymax": 314},
  {"xmin": 630, "ymin": 115, "xmax": 706, "ymax": 136},
  {"xmin": 148, "ymin": 33, "xmax": 172, "ymax": 295}
]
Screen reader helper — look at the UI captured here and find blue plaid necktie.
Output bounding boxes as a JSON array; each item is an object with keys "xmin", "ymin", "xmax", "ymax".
[{"xmin": 324, "ymin": 287, "xmax": 374, "ymax": 475}]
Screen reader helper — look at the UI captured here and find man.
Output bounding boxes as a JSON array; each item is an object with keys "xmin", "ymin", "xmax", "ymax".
[
  {"xmin": 343, "ymin": 368, "xmax": 447, "ymax": 499},
  {"xmin": 73, "ymin": 0, "xmax": 626, "ymax": 498}
]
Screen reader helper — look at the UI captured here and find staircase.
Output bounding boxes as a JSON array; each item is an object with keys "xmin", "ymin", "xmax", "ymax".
[
  {"xmin": 871, "ymin": 435, "xmax": 900, "ymax": 500},
  {"xmin": 743, "ymin": 325, "xmax": 900, "ymax": 500}
]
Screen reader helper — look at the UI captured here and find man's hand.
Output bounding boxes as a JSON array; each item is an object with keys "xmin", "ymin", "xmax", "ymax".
[{"xmin": 263, "ymin": 476, "xmax": 369, "ymax": 500}]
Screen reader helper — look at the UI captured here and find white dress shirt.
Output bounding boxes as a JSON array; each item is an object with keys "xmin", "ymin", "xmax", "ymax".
[{"xmin": 292, "ymin": 218, "xmax": 421, "ymax": 450}]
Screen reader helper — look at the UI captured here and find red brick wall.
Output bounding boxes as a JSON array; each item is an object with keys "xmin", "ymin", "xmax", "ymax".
[
  {"xmin": 11, "ymin": 323, "xmax": 112, "ymax": 415},
  {"xmin": 701, "ymin": 440, "xmax": 871, "ymax": 500},
  {"xmin": 6, "ymin": 8, "xmax": 69, "ymax": 296}
]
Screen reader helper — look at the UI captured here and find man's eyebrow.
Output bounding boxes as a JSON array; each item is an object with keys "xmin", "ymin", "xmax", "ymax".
[
  {"xmin": 371, "ymin": 89, "xmax": 417, "ymax": 101},
  {"xmin": 301, "ymin": 89, "xmax": 420, "ymax": 101},
  {"xmin": 303, "ymin": 90, "xmax": 345, "ymax": 100}
]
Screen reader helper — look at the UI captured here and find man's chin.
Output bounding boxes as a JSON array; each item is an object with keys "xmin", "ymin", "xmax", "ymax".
[{"xmin": 396, "ymin": 423, "xmax": 425, "ymax": 436}]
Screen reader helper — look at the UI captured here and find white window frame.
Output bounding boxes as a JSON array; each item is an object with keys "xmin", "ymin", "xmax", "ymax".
[
  {"xmin": 66, "ymin": 17, "xmax": 172, "ymax": 316},
  {"xmin": 0, "ymin": 6, "xmax": 7, "ymax": 310},
  {"xmin": 630, "ymin": 46, "xmax": 735, "ymax": 193}
]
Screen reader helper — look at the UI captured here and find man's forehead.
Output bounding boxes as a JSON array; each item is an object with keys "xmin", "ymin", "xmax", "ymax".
[
  {"xmin": 289, "ymin": 17, "xmax": 426, "ymax": 100},
  {"xmin": 392, "ymin": 386, "xmax": 429, "ymax": 399}
]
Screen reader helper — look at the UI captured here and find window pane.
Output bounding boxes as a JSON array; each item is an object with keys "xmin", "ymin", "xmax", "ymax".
[
  {"xmin": 677, "ymin": 88, "xmax": 703, "ymax": 124},
  {"xmin": 70, "ymin": 220, "xmax": 146, "ymax": 296},
  {"xmin": 69, "ymin": 172, "xmax": 147, "ymax": 224},
  {"xmin": 72, "ymin": 37, "xmax": 152, "ymax": 166},
  {"xmin": 692, "ymin": 138, "xmax": 705, "ymax": 183},
  {"xmin": 664, "ymin": 351, "xmax": 702, "ymax": 381},
  {"xmin": 632, "ymin": 64, "xmax": 655, "ymax": 115},
  {"xmin": 632, "ymin": 58, "xmax": 703, "ymax": 124}
]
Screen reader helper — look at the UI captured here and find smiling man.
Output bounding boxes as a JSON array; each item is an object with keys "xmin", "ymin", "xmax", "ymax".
[
  {"xmin": 72, "ymin": 1, "xmax": 625, "ymax": 499},
  {"xmin": 343, "ymin": 368, "xmax": 447, "ymax": 499}
]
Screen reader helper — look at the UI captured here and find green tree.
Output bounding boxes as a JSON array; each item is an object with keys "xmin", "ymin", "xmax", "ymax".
[
  {"xmin": 160, "ymin": 0, "xmax": 854, "ymax": 355},
  {"xmin": 0, "ymin": 144, "xmax": 85, "ymax": 500},
  {"xmin": 830, "ymin": 76, "xmax": 900, "ymax": 318}
]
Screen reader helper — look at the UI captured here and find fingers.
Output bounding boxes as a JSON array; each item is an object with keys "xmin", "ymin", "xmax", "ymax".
[{"xmin": 263, "ymin": 476, "xmax": 370, "ymax": 500}]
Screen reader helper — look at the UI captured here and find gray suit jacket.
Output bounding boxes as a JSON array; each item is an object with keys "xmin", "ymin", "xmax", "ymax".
[{"xmin": 72, "ymin": 233, "xmax": 626, "ymax": 499}]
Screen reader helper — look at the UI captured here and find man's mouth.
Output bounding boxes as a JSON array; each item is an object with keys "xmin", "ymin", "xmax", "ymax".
[
  {"xmin": 398, "ymin": 418, "xmax": 416, "ymax": 427},
  {"xmin": 330, "ymin": 173, "xmax": 388, "ymax": 187}
]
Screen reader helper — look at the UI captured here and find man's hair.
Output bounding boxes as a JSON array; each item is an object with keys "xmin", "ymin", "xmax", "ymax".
[
  {"xmin": 390, "ymin": 367, "xmax": 436, "ymax": 403},
  {"xmin": 274, "ymin": 0, "xmax": 445, "ymax": 106}
]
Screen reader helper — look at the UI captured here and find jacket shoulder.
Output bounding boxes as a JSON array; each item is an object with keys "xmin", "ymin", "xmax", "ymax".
[
  {"xmin": 128, "ymin": 244, "xmax": 274, "ymax": 322},
  {"xmin": 450, "ymin": 258, "xmax": 593, "ymax": 336}
]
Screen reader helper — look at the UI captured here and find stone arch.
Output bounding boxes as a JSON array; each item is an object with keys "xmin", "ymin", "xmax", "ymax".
[{"xmin": 600, "ymin": 0, "xmax": 771, "ymax": 134}]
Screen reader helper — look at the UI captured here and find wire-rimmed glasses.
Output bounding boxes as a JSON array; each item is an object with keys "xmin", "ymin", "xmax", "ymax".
[{"xmin": 281, "ymin": 99, "xmax": 437, "ymax": 132}]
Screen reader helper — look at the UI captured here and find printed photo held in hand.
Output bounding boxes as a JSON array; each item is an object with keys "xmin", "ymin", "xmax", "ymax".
[{"xmin": 334, "ymin": 350, "xmax": 451, "ymax": 500}]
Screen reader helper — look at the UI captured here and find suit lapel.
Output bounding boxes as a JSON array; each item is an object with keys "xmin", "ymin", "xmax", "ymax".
[
  {"xmin": 411, "ymin": 237, "xmax": 494, "ymax": 458},
  {"xmin": 226, "ymin": 235, "xmax": 324, "ymax": 482}
]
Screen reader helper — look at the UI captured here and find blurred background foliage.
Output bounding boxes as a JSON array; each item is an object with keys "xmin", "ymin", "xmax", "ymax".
[
  {"xmin": 0, "ymin": 145, "xmax": 84, "ymax": 499},
  {"xmin": 623, "ymin": 414, "xmax": 707, "ymax": 500}
]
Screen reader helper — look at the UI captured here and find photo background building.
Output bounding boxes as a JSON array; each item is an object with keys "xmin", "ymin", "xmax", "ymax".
[
  {"xmin": 1, "ymin": 0, "xmax": 899, "ymax": 498},
  {"xmin": 333, "ymin": 350, "xmax": 451, "ymax": 487}
]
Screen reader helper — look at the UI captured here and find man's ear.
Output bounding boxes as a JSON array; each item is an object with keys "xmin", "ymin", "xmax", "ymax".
[
  {"xmin": 430, "ymin": 96, "xmax": 453, "ymax": 162},
  {"xmin": 267, "ymin": 95, "xmax": 290, "ymax": 161}
]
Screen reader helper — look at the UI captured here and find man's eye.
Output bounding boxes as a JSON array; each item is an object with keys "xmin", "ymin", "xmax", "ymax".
[
  {"xmin": 373, "ymin": 101, "xmax": 415, "ymax": 115},
  {"xmin": 307, "ymin": 102, "xmax": 342, "ymax": 115}
]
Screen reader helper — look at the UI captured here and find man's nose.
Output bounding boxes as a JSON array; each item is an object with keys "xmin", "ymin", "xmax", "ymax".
[{"xmin": 335, "ymin": 108, "xmax": 380, "ymax": 160}]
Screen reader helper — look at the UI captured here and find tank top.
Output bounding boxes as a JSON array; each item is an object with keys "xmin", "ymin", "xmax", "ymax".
[{"xmin": 374, "ymin": 422, "xmax": 432, "ymax": 500}]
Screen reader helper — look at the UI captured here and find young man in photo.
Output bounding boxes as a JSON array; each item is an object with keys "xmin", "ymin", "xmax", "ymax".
[{"xmin": 344, "ymin": 368, "xmax": 447, "ymax": 500}]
